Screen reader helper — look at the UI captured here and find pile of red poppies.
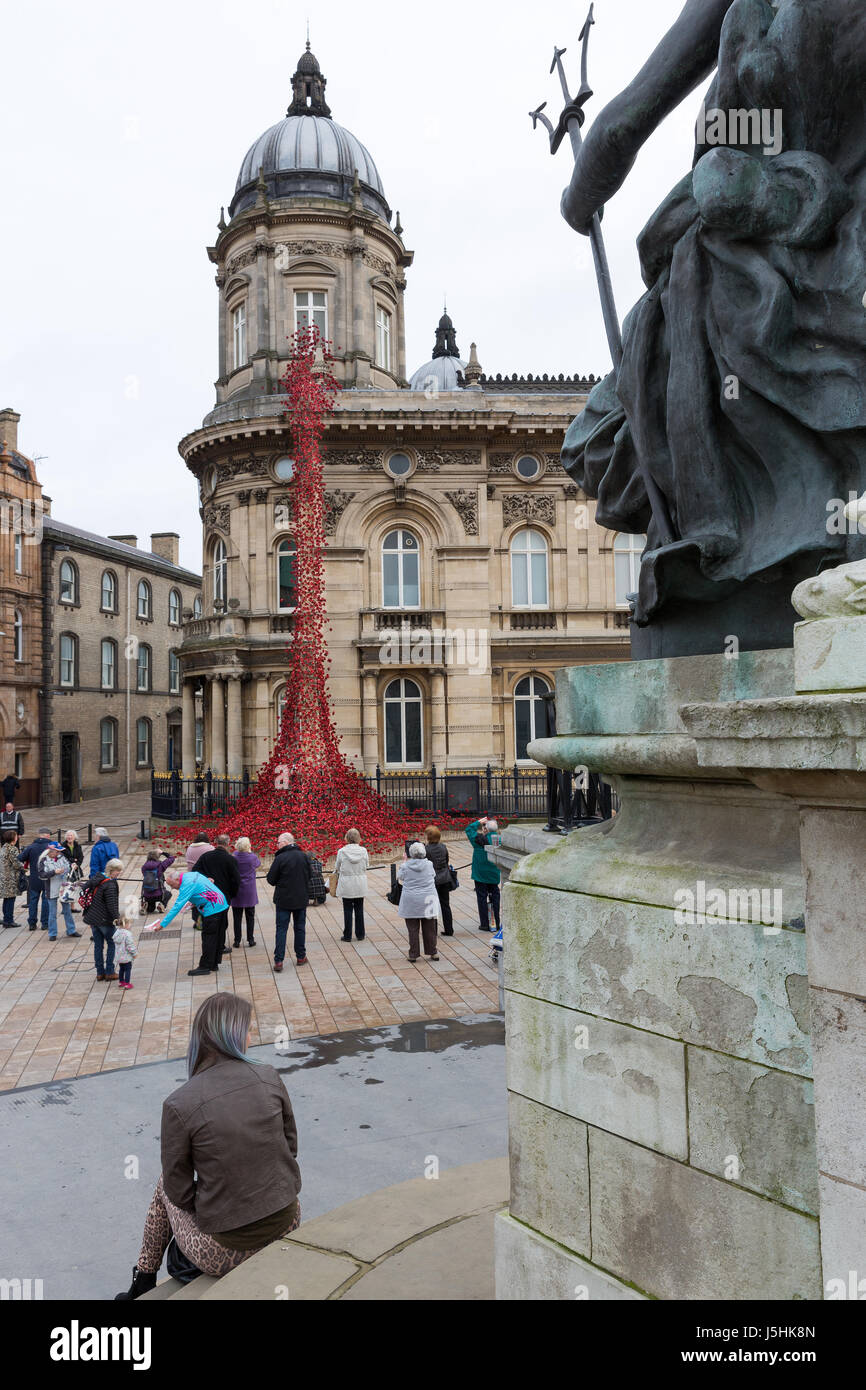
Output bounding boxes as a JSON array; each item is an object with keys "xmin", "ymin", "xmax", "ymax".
[{"xmin": 153, "ymin": 330, "xmax": 460, "ymax": 861}]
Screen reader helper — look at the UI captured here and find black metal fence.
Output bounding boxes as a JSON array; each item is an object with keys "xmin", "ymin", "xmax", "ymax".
[{"xmin": 152, "ymin": 764, "xmax": 562, "ymax": 823}]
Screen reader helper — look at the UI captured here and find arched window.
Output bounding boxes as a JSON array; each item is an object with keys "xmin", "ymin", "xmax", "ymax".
[
  {"xmin": 59, "ymin": 559, "xmax": 78, "ymax": 605},
  {"xmin": 213, "ymin": 540, "xmax": 227, "ymax": 606},
  {"xmin": 100, "ymin": 718, "xmax": 117, "ymax": 769},
  {"xmin": 384, "ymin": 678, "xmax": 423, "ymax": 766},
  {"xmin": 59, "ymin": 633, "xmax": 77, "ymax": 687},
  {"xmin": 100, "ymin": 570, "xmax": 117, "ymax": 612},
  {"xmin": 169, "ymin": 650, "xmax": 180, "ymax": 695},
  {"xmin": 136, "ymin": 643, "xmax": 151, "ymax": 692},
  {"xmin": 511, "ymin": 529, "xmax": 549, "ymax": 608},
  {"xmin": 614, "ymin": 533, "xmax": 646, "ymax": 606},
  {"xmin": 168, "ymin": 588, "xmax": 181, "ymax": 626},
  {"xmin": 514, "ymin": 675, "xmax": 552, "ymax": 762},
  {"xmin": 100, "ymin": 638, "xmax": 117, "ymax": 690},
  {"xmin": 136, "ymin": 579, "xmax": 152, "ymax": 620},
  {"xmin": 382, "ymin": 530, "xmax": 420, "ymax": 609},
  {"xmin": 136, "ymin": 717, "xmax": 152, "ymax": 767},
  {"xmin": 193, "ymin": 594, "xmax": 202, "ymax": 619},
  {"xmin": 276, "ymin": 538, "xmax": 297, "ymax": 611},
  {"xmin": 13, "ymin": 609, "xmax": 23, "ymax": 663}
]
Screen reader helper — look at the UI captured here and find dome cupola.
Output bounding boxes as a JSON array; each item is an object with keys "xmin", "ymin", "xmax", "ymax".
[
  {"xmin": 410, "ymin": 308, "xmax": 467, "ymax": 391},
  {"xmin": 230, "ymin": 43, "xmax": 389, "ymax": 222}
]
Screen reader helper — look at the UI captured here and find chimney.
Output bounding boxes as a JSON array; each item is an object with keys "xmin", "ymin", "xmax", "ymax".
[
  {"xmin": 109, "ymin": 534, "xmax": 138, "ymax": 549},
  {"xmin": 0, "ymin": 408, "xmax": 20, "ymax": 453},
  {"xmin": 150, "ymin": 532, "xmax": 180, "ymax": 566}
]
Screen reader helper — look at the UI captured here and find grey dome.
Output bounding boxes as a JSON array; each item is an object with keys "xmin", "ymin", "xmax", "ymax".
[
  {"xmin": 409, "ymin": 355, "xmax": 467, "ymax": 392},
  {"xmin": 231, "ymin": 115, "xmax": 389, "ymax": 221}
]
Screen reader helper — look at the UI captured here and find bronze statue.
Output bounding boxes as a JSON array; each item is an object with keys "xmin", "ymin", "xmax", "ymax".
[{"xmin": 551, "ymin": 0, "xmax": 866, "ymax": 655}]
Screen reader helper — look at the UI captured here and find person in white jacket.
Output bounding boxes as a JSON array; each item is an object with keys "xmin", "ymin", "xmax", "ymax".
[
  {"xmin": 334, "ymin": 829, "xmax": 369, "ymax": 942},
  {"xmin": 397, "ymin": 842, "xmax": 439, "ymax": 963}
]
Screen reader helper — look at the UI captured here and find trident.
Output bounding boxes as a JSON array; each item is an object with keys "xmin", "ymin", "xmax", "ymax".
[{"xmin": 531, "ymin": 4, "xmax": 678, "ymax": 547}]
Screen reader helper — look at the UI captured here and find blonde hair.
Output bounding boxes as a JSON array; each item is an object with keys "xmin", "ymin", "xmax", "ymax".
[
  {"xmin": 345, "ymin": 828, "xmax": 361, "ymax": 844},
  {"xmin": 235, "ymin": 836, "xmax": 251, "ymax": 853},
  {"xmin": 425, "ymin": 825, "xmax": 441, "ymax": 843},
  {"xmin": 105, "ymin": 858, "xmax": 124, "ymax": 875}
]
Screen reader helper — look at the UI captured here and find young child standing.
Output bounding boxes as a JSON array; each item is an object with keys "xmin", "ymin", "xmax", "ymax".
[{"xmin": 113, "ymin": 920, "xmax": 138, "ymax": 989}]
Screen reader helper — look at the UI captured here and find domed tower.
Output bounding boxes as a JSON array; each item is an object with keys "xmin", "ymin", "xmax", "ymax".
[
  {"xmin": 177, "ymin": 41, "xmax": 414, "ymax": 779},
  {"xmin": 409, "ymin": 309, "xmax": 467, "ymax": 392}
]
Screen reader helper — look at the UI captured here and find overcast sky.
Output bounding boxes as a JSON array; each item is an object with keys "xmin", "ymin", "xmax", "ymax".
[{"xmin": 2, "ymin": 0, "xmax": 695, "ymax": 571}]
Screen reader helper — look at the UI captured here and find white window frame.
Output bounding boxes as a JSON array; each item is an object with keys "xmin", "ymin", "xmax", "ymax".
[
  {"xmin": 100, "ymin": 638, "xmax": 116, "ymax": 690},
  {"xmin": 213, "ymin": 540, "xmax": 227, "ymax": 606},
  {"xmin": 381, "ymin": 530, "xmax": 421, "ymax": 610},
  {"xmin": 376, "ymin": 305, "xmax": 392, "ymax": 371},
  {"xmin": 13, "ymin": 609, "xmax": 23, "ymax": 663},
  {"xmin": 232, "ymin": 303, "xmax": 247, "ymax": 370},
  {"xmin": 59, "ymin": 560, "xmax": 76, "ymax": 604},
  {"xmin": 194, "ymin": 717, "xmax": 203, "ymax": 764},
  {"xmin": 169, "ymin": 649, "xmax": 180, "ymax": 695},
  {"xmin": 136, "ymin": 717, "xmax": 151, "ymax": 768},
  {"xmin": 193, "ymin": 595, "xmax": 202, "ymax": 620},
  {"xmin": 168, "ymin": 588, "xmax": 181, "ymax": 626},
  {"xmin": 294, "ymin": 290, "xmax": 328, "ymax": 339},
  {"xmin": 514, "ymin": 674, "xmax": 551, "ymax": 763},
  {"xmin": 136, "ymin": 643, "xmax": 151, "ymax": 693},
  {"xmin": 101, "ymin": 570, "xmax": 116, "ymax": 612},
  {"xmin": 13, "ymin": 533, "xmax": 23, "ymax": 574},
  {"xmin": 59, "ymin": 633, "xmax": 76, "ymax": 687},
  {"xmin": 511, "ymin": 528, "xmax": 549, "ymax": 609},
  {"xmin": 383, "ymin": 678, "xmax": 424, "ymax": 768},
  {"xmin": 276, "ymin": 538, "xmax": 296, "ymax": 613},
  {"xmin": 137, "ymin": 579, "xmax": 151, "ymax": 620},
  {"xmin": 100, "ymin": 718, "xmax": 116, "ymax": 769},
  {"xmin": 614, "ymin": 533, "xmax": 646, "ymax": 607}
]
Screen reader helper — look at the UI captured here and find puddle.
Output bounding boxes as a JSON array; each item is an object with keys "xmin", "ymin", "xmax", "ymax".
[{"xmin": 270, "ymin": 1015, "xmax": 504, "ymax": 1074}]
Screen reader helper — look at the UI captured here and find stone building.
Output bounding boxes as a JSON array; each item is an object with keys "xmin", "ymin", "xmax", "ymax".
[
  {"xmin": 40, "ymin": 522, "xmax": 201, "ymax": 803},
  {"xmin": 0, "ymin": 409, "xmax": 44, "ymax": 806},
  {"xmin": 178, "ymin": 44, "xmax": 638, "ymax": 777}
]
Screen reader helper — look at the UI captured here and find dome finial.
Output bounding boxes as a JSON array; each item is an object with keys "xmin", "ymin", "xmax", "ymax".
[
  {"xmin": 433, "ymin": 306, "xmax": 459, "ymax": 360},
  {"xmin": 288, "ymin": 36, "xmax": 331, "ymax": 117}
]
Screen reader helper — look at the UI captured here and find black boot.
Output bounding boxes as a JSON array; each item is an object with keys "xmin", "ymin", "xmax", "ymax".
[{"xmin": 114, "ymin": 1266, "xmax": 158, "ymax": 1300}]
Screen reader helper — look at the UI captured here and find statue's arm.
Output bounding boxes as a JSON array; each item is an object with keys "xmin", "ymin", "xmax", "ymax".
[{"xmin": 561, "ymin": 0, "xmax": 734, "ymax": 231}]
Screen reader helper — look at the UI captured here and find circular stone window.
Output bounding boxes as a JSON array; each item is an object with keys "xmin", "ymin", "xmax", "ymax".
[
  {"xmin": 273, "ymin": 457, "xmax": 296, "ymax": 482},
  {"xmin": 385, "ymin": 452, "xmax": 413, "ymax": 478},
  {"xmin": 515, "ymin": 454, "xmax": 542, "ymax": 481}
]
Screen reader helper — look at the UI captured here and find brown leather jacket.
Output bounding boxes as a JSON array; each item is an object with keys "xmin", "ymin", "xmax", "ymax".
[{"xmin": 161, "ymin": 1056, "xmax": 301, "ymax": 1233}]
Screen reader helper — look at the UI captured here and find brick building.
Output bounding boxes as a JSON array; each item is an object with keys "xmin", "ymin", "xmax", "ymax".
[{"xmin": 0, "ymin": 409, "xmax": 43, "ymax": 805}]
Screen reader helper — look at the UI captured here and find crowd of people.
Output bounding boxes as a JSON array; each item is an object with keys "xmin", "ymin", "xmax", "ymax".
[{"xmin": 0, "ymin": 801, "xmax": 504, "ymax": 982}]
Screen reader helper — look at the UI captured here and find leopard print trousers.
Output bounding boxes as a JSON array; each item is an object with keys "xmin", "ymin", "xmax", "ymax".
[{"xmin": 137, "ymin": 1174, "xmax": 301, "ymax": 1278}]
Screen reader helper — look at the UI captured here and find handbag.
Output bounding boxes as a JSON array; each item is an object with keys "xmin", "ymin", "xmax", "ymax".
[
  {"xmin": 448, "ymin": 866, "xmax": 459, "ymax": 891},
  {"xmin": 386, "ymin": 880, "xmax": 402, "ymax": 906},
  {"xmin": 18, "ymin": 869, "xmax": 27, "ymax": 895},
  {"xmin": 329, "ymin": 856, "xmax": 339, "ymax": 898},
  {"xmin": 166, "ymin": 1236, "xmax": 202, "ymax": 1286}
]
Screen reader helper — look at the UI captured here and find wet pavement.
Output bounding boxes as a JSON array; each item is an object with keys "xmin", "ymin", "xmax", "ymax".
[{"xmin": 0, "ymin": 1014, "xmax": 505, "ymax": 1300}]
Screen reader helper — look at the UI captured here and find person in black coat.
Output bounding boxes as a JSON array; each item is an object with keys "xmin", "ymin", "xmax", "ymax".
[
  {"xmin": 195, "ymin": 835, "xmax": 241, "ymax": 958},
  {"xmin": 266, "ymin": 834, "xmax": 311, "ymax": 972},
  {"xmin": 2, "ymin": 774, "xmax": 21, "ymax": 806},
  {"xmin": 19, "ymin": 828, "xmax": 55, "ymax": 930},
  {"xmin": 424, "ymin": 825, "xmax": 454, "ymax": 936}
]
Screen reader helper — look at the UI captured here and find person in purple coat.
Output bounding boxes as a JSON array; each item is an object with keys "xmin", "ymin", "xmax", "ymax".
[{"xmin": 231, "ymin": 837, "xmax": 261, "ymax": 947}]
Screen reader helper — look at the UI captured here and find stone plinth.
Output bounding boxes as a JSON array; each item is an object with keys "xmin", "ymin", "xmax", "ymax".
[{"xmin": 495, "ymin": 650, "xmax": 824, "ymax": 1301}]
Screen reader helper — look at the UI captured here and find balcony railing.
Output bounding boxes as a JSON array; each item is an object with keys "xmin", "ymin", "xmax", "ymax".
[{"xmin": 510, "ymin": 611, "xmax": 557, "ymax": 630}]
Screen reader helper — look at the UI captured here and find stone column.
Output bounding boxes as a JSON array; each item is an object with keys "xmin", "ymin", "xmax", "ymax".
[
  {"xmin": 226, "ymin": 675, "xmax": 243, "ymax": 778},
  {"xmin": 431, "ymin": 670, "xmax": 447, "ymax": 765},
  {"xmin": 210, "ymin": 677, "xmax": 226, "ymax": 775},
  {"xmin": 361, "ymin": 669, "xmax": 379, "ymax": 770},
  {"xmin": 181, "ymin": 679, "xmax": 195, "ymax": 775}
]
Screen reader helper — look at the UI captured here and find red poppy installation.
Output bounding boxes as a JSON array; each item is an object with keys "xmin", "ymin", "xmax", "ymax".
[{"xmin": 158, "ymin": 328, "xmax": 455, "ymax": 859}]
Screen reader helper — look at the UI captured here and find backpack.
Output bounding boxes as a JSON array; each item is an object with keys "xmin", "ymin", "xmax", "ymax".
[
  {"xmin": 80, "ymin": 875, "xmax": 106, "ymax": 917},
  {"xmin": 142, "ymin": 865, "xmax": 161, "ymax": 896}
]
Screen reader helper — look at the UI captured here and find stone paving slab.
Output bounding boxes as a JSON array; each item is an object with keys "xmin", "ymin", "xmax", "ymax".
[{"xmin": 0, "ymin": 808, "xmax": 500, "ymax": 1089}]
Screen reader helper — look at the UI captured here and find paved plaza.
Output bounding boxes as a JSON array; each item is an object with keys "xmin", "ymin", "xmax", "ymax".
[{"xmin": 0, "ymin": 795, "xmax": 501, "ymax": 1091}]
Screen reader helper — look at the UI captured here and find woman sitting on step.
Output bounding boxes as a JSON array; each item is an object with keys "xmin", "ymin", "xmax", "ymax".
[{"xmin": 116, "ymin": 992, "xmax": 302, "ymax": 1299}]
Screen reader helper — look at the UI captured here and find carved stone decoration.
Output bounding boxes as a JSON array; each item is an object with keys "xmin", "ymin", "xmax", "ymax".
[
  {"xmin": 226, "ymin": 248, "xmax": 258, "ymax": 275},
  {"xmin": 253, "ymin": 488, "xmax": 269, "ymax": 504},
  {"xmin": 203, "ymin": 503, "xmax": 231, "ymax": 534},
  {"xmin": 325, "ymin": 448, "xmax": 385, "ymax": 472},
  {"xmin": 222, "ymin": 457, "xmax": 270, "ymax": 479},
  {"xmin": 487, "ymin": 484, "xmax": 496, "ymax": 500},
  {"xmin": 488, "ymin": 453, "xmax": 515, "ymax": 475},
  {"xmin": 416, "ymin": 450, "xmax": 482, "ymax": 472},
  {"xmin": 544, "ymin": 453, "xmax": 563, "ymax": 470},
  {"xmin": 324, "ymin": 489, "xmax": 357, "ymax": 535},
  {"xmin": 563, "ymin": 484, "xmax": 579, "ymax": 499},
  {"xmin": 445, "ymin": 489, "xmax": 479, "ymax": 535},
  {"xmin": 501, "ymin": 494, "xmax": 557, "ymax": 528},
  {"xmin": 237, "ymin": 490, "xmax": 251, "ymax": 505}
]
